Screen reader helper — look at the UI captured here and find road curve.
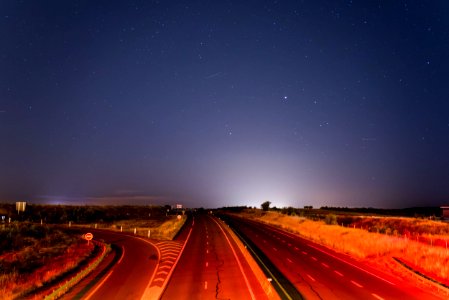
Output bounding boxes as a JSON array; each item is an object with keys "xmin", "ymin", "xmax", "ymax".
[
  {"xmin": 161, "ymin": 213, "xmax": 270, "ymax": 300},
  {"xmin": 66, "ymin": 230, "xmax": 159, "ymax": 300},
  {"xmin": 222, "ymin": 215, "xmax": 444, "ymax": 300}
]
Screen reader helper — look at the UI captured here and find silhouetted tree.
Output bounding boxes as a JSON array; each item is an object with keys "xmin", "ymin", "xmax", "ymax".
[{"xmin": 261, "ymin": 201, "xmax": 271, "ymax": 211}]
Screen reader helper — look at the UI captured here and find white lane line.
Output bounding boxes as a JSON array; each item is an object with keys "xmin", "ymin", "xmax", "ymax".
[
  {"xmin": 372, "ymin": 293, "xmax": 385, "ymax": 300},
  {"xmin": 294, "ymin": 247, "xmax": 299, "ymax": 251},
  {"xmin": 350, "ymin": 280, "xmax": 363, "ymax": 288},
  {"xmin": 211, "ymin": 217, "xmax": 256, "ymax": 300},
  {"xmin": 85, "ymin": 270, "xmax": 114, "ymax": 300},
  {"xmin": 307, "ymin": 274, "xmax": 316, "ymax": 282},
  {"xmin": 311, "ymin": 256, "xmax": 317, "ymax": 261},
  {"xmin": 305, "ymin": 243, "xmax": 396, "ymax": 286},
  {"xmin": 321, "ymin": 262, "xmax": 329, "ymax": 268},
  {"xmin": 288, "ymin": 243, "xmax": 292, "ymax": 247},
  {"xmin": 273, "ymin": 247, "xmax": 278, "ymax": 251},
  {"xmin": 302, "ymin": 251, "xmax": 307, "ymax": 255},
  {"xmin": 334, "ymin": 270, "xmax": 344, "ymax": 277},
  {"xmin": 205, "ymin": 281, "xmax": 208, "ymax": 290},
  {"xmin": 206, "ymin": 262, "xmax": 208, "ymax": 267},
  {"xmin": 262, "ymin": 224, "xmax": 396, "ymax": 286},
  {"xmin": 117, "ymin": 246, "xmax": 125, "ymax": 264},
  {"xmin": 206, "ymin": 249, "xmax": 209, "ymax": 254},
  {"xmin": 287, "ymin": 258, "xmax": 293, "ymax": 263},
  {"xmin": 263, "ymin": 240, "xmax": 267, "ymax": 243}
]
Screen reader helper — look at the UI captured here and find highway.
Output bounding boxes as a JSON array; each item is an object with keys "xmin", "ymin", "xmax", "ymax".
[
  {"xmin": 161, "ymin": 213, "xmax": 270, "ymax": 300},
  {"xmin": 221, "ymin": 215, "xmax": 443, "ymax": 300},
  {"xmin": 62, "ymin": 230, "xmax": 159, "ymax": 300}
]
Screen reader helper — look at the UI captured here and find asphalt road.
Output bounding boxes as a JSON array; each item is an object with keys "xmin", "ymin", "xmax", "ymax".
[
  {"xmin": 67, "ymin": 230, "xmax": 159, "ymax": 300},
  {"xmin": 223, "ymin": 215, "xmax": 444, "ymax": 300},
  {"xmin": 161, "ymin": 213, "xmax": 269, "ymax": 300}
]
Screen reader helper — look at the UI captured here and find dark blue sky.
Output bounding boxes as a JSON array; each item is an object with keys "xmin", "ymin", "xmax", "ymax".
[{"xmin": 1, "ymin": 1, "xmax": 449, "ymax": 208}]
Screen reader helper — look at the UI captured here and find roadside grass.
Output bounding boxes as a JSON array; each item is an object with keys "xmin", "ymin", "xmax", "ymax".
[
  {"xmin": 75, "ymin": 215, "xmax": 187, "ymax": 240},
  {"xmin": 0, "ymin": 223, "xmax": 94, "ymax": 299},
  {"xmin": 239, "ymin": 211, "xmax": 449, "ymax": 283}
]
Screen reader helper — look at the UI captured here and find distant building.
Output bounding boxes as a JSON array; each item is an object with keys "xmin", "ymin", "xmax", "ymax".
[{"xmin": 441, "ymin": 206, "xmax": 449, "ymax": 219}]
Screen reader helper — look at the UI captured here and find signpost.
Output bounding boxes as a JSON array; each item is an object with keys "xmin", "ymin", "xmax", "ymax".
[{"xmin": 84, "ymin": 232, "xmax": 93, "ymax": 245}]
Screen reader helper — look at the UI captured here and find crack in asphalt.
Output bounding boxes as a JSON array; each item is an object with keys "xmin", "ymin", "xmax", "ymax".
[
  {"xmin": 209, "ymin": 226, "xmax": 231, "ymax": 300},
  {"xmin": 296, "ymin": 271, "xmax": 323, "ymax": 300}
]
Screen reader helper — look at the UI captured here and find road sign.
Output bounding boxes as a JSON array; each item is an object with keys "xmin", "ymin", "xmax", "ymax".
[{"xmin": 84, "ymin": 232, "xmax": 93, "ymax": 240}]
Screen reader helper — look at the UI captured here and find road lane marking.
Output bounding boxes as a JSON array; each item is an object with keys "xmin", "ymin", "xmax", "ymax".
[
  {"xmin": 350, "ymin": 280, "xmax": 363, "ymax": 288},
  {"xmin": 287, "ymin": 258, "xmax": 293, "ymax": 263},
  {"xmin": 304, "ymin": 243, "xmax": 396, "ymax": 286},
  {"xmin": 372, "ymin": 293, "xmax": 385, "ymax": 300},
  {"xmin": 321, "ymin": 262, "xmax": 329, "ymax": 268},
  {"xmin": 263, "ymin": 240, "xmax": 267, "ymax": 243},
  {"xmin": 206, "ymin": 249, "xmax": 209, "ymax": 254},
  {"xmin": 85, "ymin": 270, "xmax": 114, "ymax": 300},
  {"xmin": 260, "ymin": 223, "xmax": 397, "ymax": 286},
  {"xmin": 294, "ymin": 247, "xmax": 299, "ymax": 251},
  {"xmin": 211, "ymin": 217, "xmax": 256, "ymax": 300},
  {"xmin": 273, "ymin": 247, "xmax": 278, "ymax": 251},
  {"xmin": 288, "ymin": 243, "xmax": 292, "ymax": 247},
  {"xmin": 206, "ymin": 262, "xmax": 208, "ymax": 267},
  {"xmin": 302, "ymin": 251, "xmax": 307, "ymax": 255},
  {"xmin": 334, "ymin": 270, "xmax": 344, "ymax": 277},
  {"xmin": 311, "ymin": 256, "xmax": 317, "ymax": 261},
  {"xmin": 205, "ymin": 281, "xmax": 208, "ymax": 290},
  {"xmin": 118, "ymin": 246, "xmax": 125, "ymax": 264},
  {"xmin": 307, "ymin": 274, "xmax": 316, "ymax": 282},
  {"xmin": 232, "ymin": 229, "xmax": 293, "ymax": 300},
  {"xmin": 156, "ymin": 270, "xmax": 168, "ymax": 276},
  {"xmin": 141, "ymin": 227, "xmax": 193, "ymax": 300}
]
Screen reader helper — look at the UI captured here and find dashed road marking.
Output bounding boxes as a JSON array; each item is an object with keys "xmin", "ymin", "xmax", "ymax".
[
  {"xmin": 311, "ymin": 256, "xmax": 317, "ymax": 261},
  {"xmin": 206, "ymin": 262, "xmax": 208, "ymax": 267},
  {"xmin": 307, "ymin": 274, "xmax": 316, "ymax": 282},
  {"xmin": 334, "ymin": 270, "xmax": 344, "ymax": 277},
  {"xmin": 351, "ymin": 280, "xmax": 363, "ymax": 288},
  {"xmin": 288, "ymin": 243, "xmax": 292, "ymax": 247},
  {"xmin": 206, "ymin": 249, "xmax": 209, "ymax": 254},
  {"xmin": 263, "ymin": 240, "xmax": 267, "ymax": 243},
  {"xmin": 302, "ymin": 251, "xmax": 307, "ymax": 255},
  {"xmin": 321, "ymin": 262, "xmax": 329, "ymax": 268},
  {"xmin": 204, "ymin": 281, "xmax": 208, "ymax": 290},
  {"xmin": 273, "ymin": 247, "xmax": 278, "ymax": 251},
  {"xmin": 294, "ymin": 247, "xmax": 299, "ymax": 251},
  {"xmin": 372, "ymin": 293, "xmax": 384, "ymax": 300},
  {"xmin": 287, "ymin": 258, "xmax": 293, "ymax": 263}
]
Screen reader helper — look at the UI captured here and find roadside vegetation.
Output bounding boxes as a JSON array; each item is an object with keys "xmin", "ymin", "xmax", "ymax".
[
  {"xmin": 233, "ymin": 208, "xmax": 449, "ymax": 285},
  {"xmin": 0, "ymin": 222, "xmax": 94, "ymax": 299},
  {"xmin": 0, "ymin": 204, "xmax": 187, "ymax": 299}
]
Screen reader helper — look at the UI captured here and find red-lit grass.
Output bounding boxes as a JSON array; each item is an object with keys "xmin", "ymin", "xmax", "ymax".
[
  {"xmin": 0, "ymin": 223, "xmax": 93, "ymax": 299},
  {"xmin": 77, "ymin": 215, "xmax": 187, "ymax": 240},
  {"xmin": 241, "ymin": 211, "xmax": 449, "ymax": 283}
]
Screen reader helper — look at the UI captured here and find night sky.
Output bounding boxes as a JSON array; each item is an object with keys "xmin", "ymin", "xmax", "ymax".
[{"xmin": 1, "ymin": 1, "xmax": 449, "ymax": 208}]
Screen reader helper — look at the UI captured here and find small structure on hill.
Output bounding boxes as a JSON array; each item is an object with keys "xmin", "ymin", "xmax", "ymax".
[{"xmin": 441, "ymin": 206, "xmax": 449, "ymax": 220}]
